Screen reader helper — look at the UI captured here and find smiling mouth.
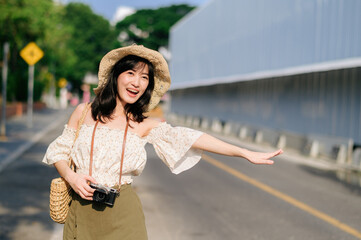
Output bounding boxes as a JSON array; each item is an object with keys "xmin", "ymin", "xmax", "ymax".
[{"xmin": 127, "ymin": 88, "xmax": 139, "ymax": 96}]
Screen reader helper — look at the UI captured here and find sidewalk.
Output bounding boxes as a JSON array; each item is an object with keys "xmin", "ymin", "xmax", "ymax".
[{"xmin": 0, "ymin": 106, "xmax": 75, "ymax": 173}]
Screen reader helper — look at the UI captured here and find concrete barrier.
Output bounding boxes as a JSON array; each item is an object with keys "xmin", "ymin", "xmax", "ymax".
[
  {"xmin": 238, "ymin": 126, "xmax": 248, "ymax": 140},
  {"xmin": 254, "ymin": 128, "xmax": 280, "ymax": 147},
  {"xmin": 238, "ymin": 125, "xmax": 258, "ymax": 142},
  {"xmin": 223, "ymin": 122, "xmax": 241, "ymax": 136},
  {"xmin": 352, "ymin": 148, "xmax": 361, "ymax": 168},
  {"xmin": 305, "ymin": 135, "xmax": 353, "ymax": 163},
  {"xmin": 192, "ymin": 117, "xmax": 201, "ymax": 128},
  {"xmin": 277, "ymin": 135, "xmax": 287, "ymax": 149},
  {"xmin": 200, "ymin": 118, "xmax": 210, "ymax": 130},
  {"xmin": 185, "ymin": 116, "xmax": 193, "ymax": 126},
  {"xmin": 211, "ymin": 119, "xmax": 223, "ymax": 133},
  {"xmin": 166, "ymin": 112, "xmax": 359, "ymax": 170},
  {"xmin": 279, "ymin": 131, "xmax": 308, "ymax": 153}
]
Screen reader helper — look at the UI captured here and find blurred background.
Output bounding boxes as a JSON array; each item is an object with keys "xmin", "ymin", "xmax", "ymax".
[{"xmin": 1, "ymin": 0, "xmax": 361, "ymax": 239}]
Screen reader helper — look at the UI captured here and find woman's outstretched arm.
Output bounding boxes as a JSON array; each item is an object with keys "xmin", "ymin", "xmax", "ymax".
[{"xmin": 192, "ymin": 133, "xmax": 283, "ymax": 164}]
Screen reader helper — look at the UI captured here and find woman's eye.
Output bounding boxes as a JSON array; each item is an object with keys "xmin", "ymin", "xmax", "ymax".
[{"xmin": 127, "ymin": 71, "xmax": 134, "ymax": 75}]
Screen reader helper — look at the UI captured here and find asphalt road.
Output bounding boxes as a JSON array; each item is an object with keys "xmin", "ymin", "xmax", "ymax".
[
  {"xmin": 138, "ymin": 147, "xmax": 361, "ymax": 240},
  {"xmin": 0, "ymin": 122, "xmax": 63, "ymax": 240},
  {"xmin": 1, "ymin": 123, "xmax": 361, "ymax": 240}
]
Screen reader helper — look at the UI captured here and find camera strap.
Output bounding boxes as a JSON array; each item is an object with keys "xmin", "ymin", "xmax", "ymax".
[{"xmin": 89, "ymin": 117, "xmax": 130, "ymax": 188}]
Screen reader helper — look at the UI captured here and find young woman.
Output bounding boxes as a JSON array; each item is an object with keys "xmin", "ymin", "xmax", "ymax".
[{"xmin": 43, "ymin": 44, "xmax": 282, "ymax": 240}]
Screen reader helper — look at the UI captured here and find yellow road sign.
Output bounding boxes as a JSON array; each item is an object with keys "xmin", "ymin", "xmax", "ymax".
[
  {"xmin": 20, "ymin": 42, "xmax": 44, "ymax": 65},
  {"xmin": 58, "ymin": 78, "xmax": 67, "ymax": 88}
]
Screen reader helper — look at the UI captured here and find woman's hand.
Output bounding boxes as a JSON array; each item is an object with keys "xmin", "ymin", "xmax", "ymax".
[
  {"xmin": 242, "ymin": 149, "xmax": 283, "ymax": 165},
  {"xmin": 67, "ymin": 172, "xmax": 97, "ymax": 201},
  {"xmin": 193, "ymin": 133, "xmax": 283, "ymax": 164},
  {"xmin": 53, "ymin": 160, "xmax": 97, "ymax": 201}
]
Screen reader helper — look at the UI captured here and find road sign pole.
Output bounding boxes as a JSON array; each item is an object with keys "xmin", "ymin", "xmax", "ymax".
[
  {"xmin": 27, "ymin": 65, "xmax": 34, "ymax": 128},
  {"xmin": 19, "ymin": 42, "xmax": 44, "ymax": 128},
  {"xmin": 1, "ymin": 42, "xmax": 9, "ymax": 139}
]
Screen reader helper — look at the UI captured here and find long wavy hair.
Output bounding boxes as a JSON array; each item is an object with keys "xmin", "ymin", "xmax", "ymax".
[{"xmin": 91, "ymin": 55, "xmax": 155, "ymax": 123}]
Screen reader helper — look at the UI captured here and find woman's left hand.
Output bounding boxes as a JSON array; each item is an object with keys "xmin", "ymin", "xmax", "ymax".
[{"xmin": 243, "ymin": 149, "xmax": 283, "ymax": 165}]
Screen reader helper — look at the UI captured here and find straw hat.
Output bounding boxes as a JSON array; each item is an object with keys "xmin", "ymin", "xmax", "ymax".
[{"xmin": 94, "ymin": 44, "xmax": 171, "ymax": 111}]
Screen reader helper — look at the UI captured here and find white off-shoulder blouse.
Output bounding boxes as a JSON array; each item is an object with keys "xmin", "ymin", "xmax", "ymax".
[{"xmin": 42, "ymin": 122, "xmax": 204, "ymax": 187}]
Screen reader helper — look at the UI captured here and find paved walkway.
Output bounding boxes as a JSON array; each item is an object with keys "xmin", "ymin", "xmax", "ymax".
[{"xmin": 0, "ymin": 107, "xmax": 74, "ymax": 173}]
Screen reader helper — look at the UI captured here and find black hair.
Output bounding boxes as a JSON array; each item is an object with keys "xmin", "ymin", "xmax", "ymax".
[{"xmin": 91, "ymin": 55, "xmax": 155, "ymax": 123}]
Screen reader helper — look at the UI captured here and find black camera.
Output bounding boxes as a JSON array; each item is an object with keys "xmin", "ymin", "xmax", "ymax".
[{"xmin": 89, "ymin": 183, "xmax": 118, "ymax": 206}]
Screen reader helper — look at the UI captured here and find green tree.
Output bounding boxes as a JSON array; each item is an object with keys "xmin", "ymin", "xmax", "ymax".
[
  {"xmin": 1, "ymin": 0, "xmax": 49, "ymax": 101},
  {"xmin": 0, "ymin": 1, "xmax": 116, "ymax": 101},
  {"xmin": 115, "ymin": 4, "xmax": 195, "ymax": 50},
  {"xmin": 63, "ymin": 3, "xmax": 117, "ymax": 90},
  {"xmin": 0, "ymin": 1, "xmax": 191, "ymax": 103},
  {"xmin": 0, "ymin": 0, "xmax": 76, "ymax": 102}
]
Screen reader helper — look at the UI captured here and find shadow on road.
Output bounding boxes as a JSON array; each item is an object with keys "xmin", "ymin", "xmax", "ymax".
[{"xmin": 299, "ymin": 165, "xmax": 361, "ymax": 196}]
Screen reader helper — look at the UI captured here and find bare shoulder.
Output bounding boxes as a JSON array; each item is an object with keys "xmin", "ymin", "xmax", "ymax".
[
  {"xmin": 67, "ymin": 103, "xmax": 88, "ymax": 129},
  {"xmin": 143, "ymin": 118, "xmax": 162, "ymax": 128},
  {"xmin": 140, "ymin": 118, "xmax": 162, "ymax": 137}
]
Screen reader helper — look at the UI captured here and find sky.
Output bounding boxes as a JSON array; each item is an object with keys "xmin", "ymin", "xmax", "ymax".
[{"xmin": 61, "ymin": 0, "xmax": 209, "ymax": 24}]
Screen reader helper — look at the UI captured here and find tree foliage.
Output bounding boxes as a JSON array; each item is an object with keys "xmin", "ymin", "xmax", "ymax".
[
  {"xmin": 0, "ymin": 1, "xmax": 115, "ymax": 101},
  {"xmin": 0, "ymin": 2, "xmax": 194, "ymax": 102},
  {"xmin": 0, "ymin": 0, "xmax": 61, "ymax": 101},
  {"xmin": 115, "ymin": 4, "xmax": 195, "ymax": 50},
  {"xmin": 63, "ymin": 3, "xmax": 117, "ymax": 89}
]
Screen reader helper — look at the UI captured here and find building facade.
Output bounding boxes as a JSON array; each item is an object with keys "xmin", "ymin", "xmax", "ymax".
[{"xmin": 169, "ymin": 0, "xmax": 361, "ymax": 149}]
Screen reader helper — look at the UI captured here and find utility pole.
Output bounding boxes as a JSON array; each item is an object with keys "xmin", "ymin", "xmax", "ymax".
[{"xmin": 1, "ymin": 42, "xmax": 9, "ymax": 140}]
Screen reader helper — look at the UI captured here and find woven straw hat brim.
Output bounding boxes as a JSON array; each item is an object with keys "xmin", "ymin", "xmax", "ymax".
[{"xmin": 94, "ymin": 45, "xmax": 171, "ymax": 111}]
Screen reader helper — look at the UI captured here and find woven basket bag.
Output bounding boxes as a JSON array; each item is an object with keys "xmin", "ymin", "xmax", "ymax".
[
  {"xmin": 49, "ymin": 103, "xmax": 90, "ymax": 224},
  {"xmin": 49, "ymin": 177, "xmax": 73, "ymax": 223}
]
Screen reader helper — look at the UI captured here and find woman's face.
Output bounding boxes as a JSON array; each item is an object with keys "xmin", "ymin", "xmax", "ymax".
[{"xmin": 117, "ymin": 62, "xmax": 149, "ymax": 106}]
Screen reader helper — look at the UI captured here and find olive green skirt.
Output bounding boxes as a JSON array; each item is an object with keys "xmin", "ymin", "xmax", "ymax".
[{"xmin": 63, "ymin": 184, "xmax": 147, "ymax": 240}]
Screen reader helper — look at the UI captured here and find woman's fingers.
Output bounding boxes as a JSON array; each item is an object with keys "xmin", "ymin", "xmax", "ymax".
[
  {"xmin": 78, "ymin": 185, "xmax": 94, "ymax": 200},
  {"xmin": 77, "ymin": 191, "xmax": 85, "ymax": 199},
  {"xmin": 77, "ymin": 190, "xmax": 92, "ymax": 201},
  {"xmin": 84, "ymin": 183, "xmax": 95, "ymax": 193},
  {"xmin": 70, "ymin": 173, "xmax": 96, "ymax": 200},
  {"xmin": 84, "ymin": 175, "xmax": 97, "ymax": 184},
  {"xmin": 254, "ymin": 159, "xmax": 274, "ymax": 165},
  {"xmin": 247, "ymin": 149, "xmax": 283, "ymax": 165},
  {"xmin": 265, "ymin": 149, "xmax": 283, "ymax": 159}
]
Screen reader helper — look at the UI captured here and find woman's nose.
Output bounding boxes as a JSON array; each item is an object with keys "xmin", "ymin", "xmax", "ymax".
[{"xmin": 131, "ymin": 75, "xmax": 140, "ymax": 87}]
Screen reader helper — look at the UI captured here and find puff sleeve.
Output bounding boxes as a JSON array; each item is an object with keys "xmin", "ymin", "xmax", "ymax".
[
  {"xmin": 42, "ymin": 125, "xmax": 76, "ymax": 165},
  {"xmin": 146, "ymin": 122, "xmax": 204, "ymax": 174}
]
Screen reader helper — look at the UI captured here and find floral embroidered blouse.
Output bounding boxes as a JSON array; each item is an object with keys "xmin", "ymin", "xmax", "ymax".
[{"xmin": 42, "ymin": 122, "xmax": 204, "ymax": 187}]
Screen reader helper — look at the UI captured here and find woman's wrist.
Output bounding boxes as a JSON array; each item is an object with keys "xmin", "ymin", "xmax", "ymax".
[
  {"xmin": 64, "ymin": 168, "xmax": 76, "ymax": 183},
  {"xmin": 237, "ymin": 147, "xmax": 251, "ymax": 160}
]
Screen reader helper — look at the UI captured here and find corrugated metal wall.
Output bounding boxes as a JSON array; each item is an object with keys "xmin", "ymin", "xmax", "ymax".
[
  {"xmin": 169, "ymin": 0, "xmax": 361, "ymax": 144},
  {"xmin": 170, "ymin": 68, "xmax": 361, "ymax": 144},
  {"xmin": 170, "ymin": 0, "xmax": 361, "ymax": 88}
]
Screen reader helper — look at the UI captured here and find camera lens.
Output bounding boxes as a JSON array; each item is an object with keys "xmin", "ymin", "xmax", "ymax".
[{"xmin": 97, "ymin": 192, "xmax": 105, "ymax": 201}]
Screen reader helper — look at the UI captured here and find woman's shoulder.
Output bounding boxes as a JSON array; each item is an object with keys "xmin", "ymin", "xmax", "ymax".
[
  {"xmin": 143, "ymin": 118, "xmax": 161, "ymax": 128},
  {"xmin": 140, "ymin": 118, "xmax": 163, "ymax": 137},
  {"xmin": 67, "ymin": 103, "xmax": 90, "ymax": 129}
]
